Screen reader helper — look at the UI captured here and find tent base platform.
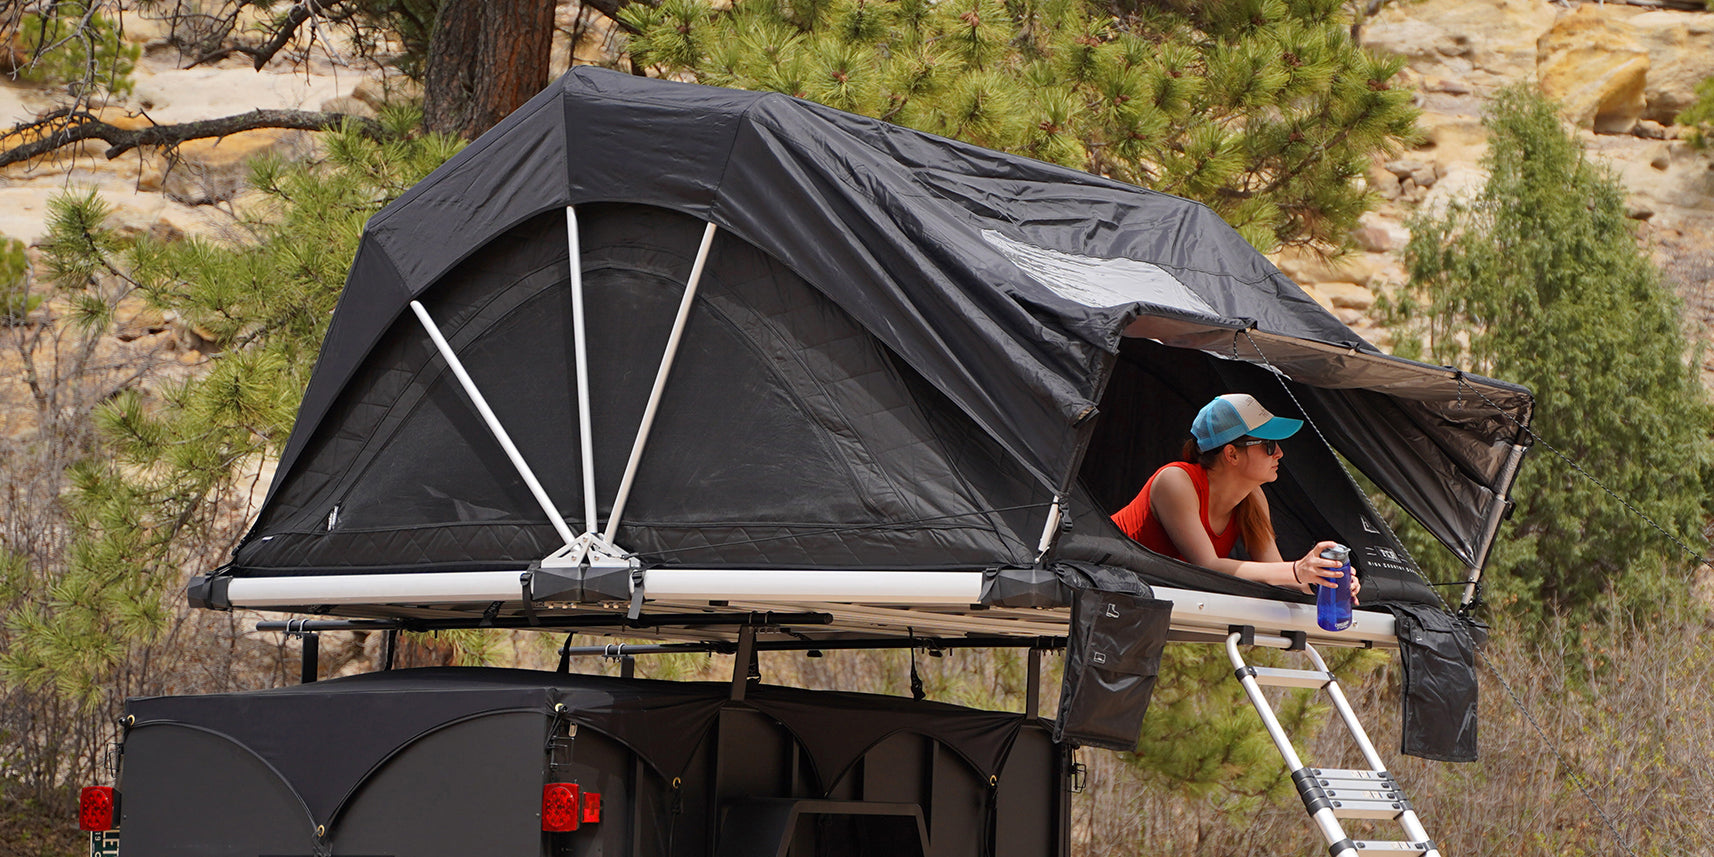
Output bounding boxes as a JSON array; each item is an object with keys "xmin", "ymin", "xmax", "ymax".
[{"xmin": 210, "ymin": 568, "xmax": 1396, "ymax": 649}]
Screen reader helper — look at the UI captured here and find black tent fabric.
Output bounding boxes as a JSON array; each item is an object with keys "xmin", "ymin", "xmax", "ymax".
[
  {"xmin": 220, "ymin": 68, "xmax": 1532, "ymax": 612},
  {"xmin": 123, "ymin": 667, "xmax": 1029, "ymax": 830}
]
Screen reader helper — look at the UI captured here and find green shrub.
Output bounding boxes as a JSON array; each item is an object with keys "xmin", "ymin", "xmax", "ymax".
[
  {"xmin": 1381, "ymin": 87, "xmax": 1714, "ymax": 625},
  {"xmin": 14, "ymin": 2, "xmax": 140, "ymax": 97},
  {"xmin": 0, "ymin": 238, "xmax": 40, "ymax": 325},
  {"xmin": 1678, "ymin": 76, "xmax": 1714, "ymax": 148}
]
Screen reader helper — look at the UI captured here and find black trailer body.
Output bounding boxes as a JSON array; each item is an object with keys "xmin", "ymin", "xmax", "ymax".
[{"xmin": 114, "ymin": 667, "xmax": 1066, "ymax": 857}]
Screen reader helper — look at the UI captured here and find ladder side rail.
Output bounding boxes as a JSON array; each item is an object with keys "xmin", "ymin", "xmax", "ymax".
[
  {"xmin": 1304, "ymin": 644, "xmax": 1390, "ymax": 774},
  {"xmin": 1302, "ymin": 644, "xmax": 1443, "ymax": 857},
  {"xmin": 410, "ymin": 301, "xmax": 578, "ymax": 547},
  {"xmin": 1226, "ymin": 633, "xmax": 1359, "ymax": 854}
]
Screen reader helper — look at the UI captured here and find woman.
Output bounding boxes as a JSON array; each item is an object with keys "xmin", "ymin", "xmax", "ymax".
[{"xmin": 1111, "ymin": 393, "xmax": 1357, "ymax": 597}]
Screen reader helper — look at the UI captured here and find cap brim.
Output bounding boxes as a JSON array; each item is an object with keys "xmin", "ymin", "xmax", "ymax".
[{"xmin": 1247, "ymin": 416, "xmax": 1302, "ymax": 441}]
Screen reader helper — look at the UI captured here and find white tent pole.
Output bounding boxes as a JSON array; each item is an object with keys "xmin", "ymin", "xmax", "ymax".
[
  {"xmin": 604, "ymin": 221, "xmax": 718, "ymax": 543},
  {"xmin": 567, "ymin": 206, "xmax": 598, "ymax": 535},
  {"xmin": 1034, "ymin": 494, "xmax": 1064, "ymax": 560},
  {"xmin": 410, "ymin": 300, "xmax": 578, "ymax": 547}
]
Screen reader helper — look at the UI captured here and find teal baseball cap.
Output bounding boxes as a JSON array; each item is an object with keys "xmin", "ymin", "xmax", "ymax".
[{"xmin": 1191, "ymin": 393, "xmax": 1303, "ymax": 452}]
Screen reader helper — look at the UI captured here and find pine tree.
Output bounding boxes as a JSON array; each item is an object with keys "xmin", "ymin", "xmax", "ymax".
[
  {"xmin": 1384, "ymin": 87, "xmax": 1714, "ymax": 622},
  {"xmin": 0, "ymin": 109, "xmax": 464, "ymax": 710},
  {"xmin": 624, "ymin": 0, "xmax": 1419, "ymax": 252}
]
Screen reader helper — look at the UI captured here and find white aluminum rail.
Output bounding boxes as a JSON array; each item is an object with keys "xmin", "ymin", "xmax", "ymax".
[
  {"xmin": 222, "ymin": 571, "xmax": 1395, "ymax": 645},
  {"xmin": 410, "ymin": 301, "xmax": 577, "ymax": 547}
]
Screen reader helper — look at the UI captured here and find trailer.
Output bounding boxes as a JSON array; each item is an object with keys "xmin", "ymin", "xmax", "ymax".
[{"xmin": 85, "ymin": 69, "xmax": 1532, "ymax": 857}]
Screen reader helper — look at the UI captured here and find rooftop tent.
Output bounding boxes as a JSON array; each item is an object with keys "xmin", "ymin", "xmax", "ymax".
[{"xmin": 195, "ymin": 68, "xmax": 1533, "ymax": 641}]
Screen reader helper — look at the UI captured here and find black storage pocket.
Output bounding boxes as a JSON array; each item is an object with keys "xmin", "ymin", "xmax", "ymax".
[
  {"xmin": 1388, "ymin": 605, "xmax": 1481, "ymax": 762},
  {"xmin": 1053, "ymin": 586, "xmax": 1173, "ymax": 751}
]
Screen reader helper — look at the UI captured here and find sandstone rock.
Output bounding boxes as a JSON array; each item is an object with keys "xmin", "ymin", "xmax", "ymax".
[
  {"xmin": 1334, "ymin": 307, "xmax": 1365, "ymax": 326},
  {"xmin": 1384, "ymin": 158, "xmax": 1440, "ymax": 189},
  {"xmin": 1368, "ymin": 164, "xmax": 1402, "ymax": 200},
  {"xmin": 320, "ymin": 95, "xmax": 376, "ymax": 119},
  {"xmin": 1364, "ymin": 18, "xmax": 1466, "ymax": 64},
  {"xmin": 163, "ymin": 129, "xmax": 309, "ymax": 206},
  {"xmin": 1537, "ymin": 6, "xmax": 1650, "ymax": 134},
  {"xmin": 1417, "ymin": 114, "xmax": 1489, "ymax": 167},
  {"xmin": 1421, "ymin": 76, "xmax": 1473, "ymax": 96},
  {"xmin": 1618, "ymin": 141, "xmax": 1714, "ymax": 213},
  {"xmin": 1417, "ymin": 164, "xmax": 1488, "ymax": 219},
  {"xmin": 1298, "ymin": 284, "xmax": 1334, "ymax": 312},
  {"xmin": 1364, "ymin": 0, "xmax": 1555, "ymax": 81},
  {"xmin": 1628, "ymin": 11, "xmax": 1714, "ymax": 125},
  {"xmin": 352, "ymin": 75, "xmax": 423, "ymax": 112},
  {"xmin": 1319, "ymin": 282, "xmax": 1376, "ymax": 311},
  {"xmin": 1634, "ymin": 119, "xmax": 1670, "ymax": 140},
  {"xmin": 1274, "ymin": 247, "xmax": 1388, "ymax": 288},
  {"xmin": 1352, "ymin": 214, "xmax": 1410, "ymax": 254},
  {"xmin": 114, "ymin": 296, "xmax": 168, "ymax": 342}
]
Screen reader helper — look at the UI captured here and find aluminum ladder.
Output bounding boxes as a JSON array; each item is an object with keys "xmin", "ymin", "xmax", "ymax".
[{"xmin": 1226, "ymin": 631, "xmax": 1441, "ymax": 857}]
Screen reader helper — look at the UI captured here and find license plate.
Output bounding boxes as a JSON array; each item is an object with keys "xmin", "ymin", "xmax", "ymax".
[{"xmin": 90, "ymin": 830, "xmax": 120, "ymax": 857}]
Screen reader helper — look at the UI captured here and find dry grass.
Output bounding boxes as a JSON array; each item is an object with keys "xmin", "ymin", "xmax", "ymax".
[{"xmin": 1070, "ymin": 607, "xmax": 1714, "ymax": 857}]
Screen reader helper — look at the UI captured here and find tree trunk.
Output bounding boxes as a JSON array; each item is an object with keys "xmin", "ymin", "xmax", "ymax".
[{"xmin": 422, "ymin": 0, "xmax": 558, "ymax": 140}]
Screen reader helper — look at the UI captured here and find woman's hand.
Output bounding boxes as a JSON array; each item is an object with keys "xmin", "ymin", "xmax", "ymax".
[{"xmin": 1292, "ymin": 541, "xmax": 1360, "ymax": 602}]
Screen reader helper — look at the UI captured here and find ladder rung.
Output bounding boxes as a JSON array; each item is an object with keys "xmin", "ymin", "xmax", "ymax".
[
  {"xmin": 1308, "ymin": 768, "xmax": 1392, "ymax": 784},
  {"xmin": 1326, "ymin": 797, "xmax": 1408, "ymax": 820},
  {"xmin": 1246, "ymin": 666, "xmax": 1333, "ymax": 688},
  {"xmin": 1342, "ymin": 840, "xmax": 1434, "ymax": 855},
  {"xmin": 1324, "ymin": 785, "xmax": 1402, "ymax": 803}
]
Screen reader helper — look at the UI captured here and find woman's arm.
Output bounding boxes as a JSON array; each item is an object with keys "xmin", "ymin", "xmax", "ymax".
[{"xmin": 1151, "ymin": 473, "xmax": 1348, "ymax": 593}]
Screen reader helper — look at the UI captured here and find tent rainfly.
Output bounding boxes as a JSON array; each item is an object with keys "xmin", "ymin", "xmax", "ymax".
[{"xmin": 188, "ymin": 69, "xmax": 1530, "ymax": 750}]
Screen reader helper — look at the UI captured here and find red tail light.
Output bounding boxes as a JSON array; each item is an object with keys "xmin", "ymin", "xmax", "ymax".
[
  {"xmin": 582, "ymin": 791, "xmax": 602, "ymax": 824},
  {"xmin": 542, "ymin": 783, "xmax": 580, "ymax": 832},
  {"xmin": 79, "ymin": 786, "xmax": 118, "ymax": 831}
]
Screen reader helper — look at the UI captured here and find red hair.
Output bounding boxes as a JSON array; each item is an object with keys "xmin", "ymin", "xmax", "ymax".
[{"xmin": 1181, "ymin": 438, "xmax": 1274, "ymax": 558}]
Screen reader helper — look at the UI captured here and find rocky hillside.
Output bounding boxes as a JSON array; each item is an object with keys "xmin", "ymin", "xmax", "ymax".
[{"xmin": 1282, "ymin": 0, "xmax": 1714, "ymax": 379}]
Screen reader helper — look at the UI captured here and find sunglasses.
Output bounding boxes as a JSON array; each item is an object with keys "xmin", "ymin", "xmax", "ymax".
[{"xmin": 1232, "ymin": 438, "xmax": 1279, "ymax": 455}]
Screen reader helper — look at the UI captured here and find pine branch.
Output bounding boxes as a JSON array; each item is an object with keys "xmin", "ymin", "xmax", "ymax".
[
  {"xmin": 0, "ymin": 108, "xmax": 384, "ymax": 169},
  {"xmin": 248, "ymin": 0, "xmax": 341, "ymax": 70}
]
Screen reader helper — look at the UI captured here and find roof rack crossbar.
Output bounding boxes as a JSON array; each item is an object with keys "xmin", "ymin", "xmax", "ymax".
[{"xmin": 255, "ymin": 611, "xmax": 836, "ymax": 633}]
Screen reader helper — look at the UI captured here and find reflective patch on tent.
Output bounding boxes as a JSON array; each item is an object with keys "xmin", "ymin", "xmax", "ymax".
[{"xmin": 981, "ymin": 230, "xmax": 1217, "ymax": 316}]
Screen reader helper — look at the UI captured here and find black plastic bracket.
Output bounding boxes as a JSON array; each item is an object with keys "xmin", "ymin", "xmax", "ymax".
[
  {"xmin": 731, "ymin": 625, "xmax": 758, "ymax": 702},
  {"xmin": 300, "ymin": 632, "xmax": 319, "ymax": 684},
  {"xmin": 1228, "ymin": 624, "xmax": 1255, "ymax": 646},
  {"xmin": 531, "ymin": 562, "xmax": 582, "ymax": 602},
  {"xmin": 581, "ymin": 563, "xmax": 634, "ymax": 603},
  {"xmin": 1327, "ymin": 839, "xmax": 1356, "ymax": 857},
  {"xmin": 1291, "ymin": 768, "xmax": 1332, "ymax": 815},
  {"xmin": 520, "ymin": 572, "xmax": 539, "ymax": 626},
  {"xmin": 1284, "ymin": 630, "xmax": 1307, "ymax": 651},
  {"xmin": 185, "ymin": 574, "xmax": 231, "ymax": 611},
  {"xmin": 1025, "ymin": 647, "xmax": 1042, "ymax": 720}
]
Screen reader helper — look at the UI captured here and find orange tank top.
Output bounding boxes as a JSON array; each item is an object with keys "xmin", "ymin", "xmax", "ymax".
[{"xmin": 1110, "ymin": 462, "xmax": 1241, "ymax": 560}]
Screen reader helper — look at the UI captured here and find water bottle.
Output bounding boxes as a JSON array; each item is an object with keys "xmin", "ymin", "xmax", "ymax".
[{"xmin": 1316, "ymin": 544, "xmax": 1353, "ymax": 632}]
